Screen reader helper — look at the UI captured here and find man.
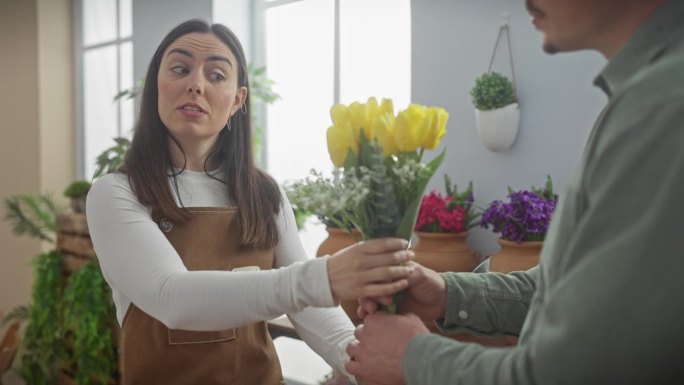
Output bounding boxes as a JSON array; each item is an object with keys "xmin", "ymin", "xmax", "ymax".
[{"xmin": 345, "ymin": 0, "xmax": 684, "ymax": 384}]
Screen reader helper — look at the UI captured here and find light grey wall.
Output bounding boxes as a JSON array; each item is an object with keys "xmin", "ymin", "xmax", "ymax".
[
  {"xmin": 412, "ymin": 0, "xmax": 607, "ymax": 255},
  {"xmin": 132, "ymin": 0, "xmax": 213, "ymax": 86}
]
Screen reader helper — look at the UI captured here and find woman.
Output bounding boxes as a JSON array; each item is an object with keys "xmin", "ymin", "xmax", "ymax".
[{"xmin": 86, "ymin": 19, "xmax": 412, "ymax": 385}]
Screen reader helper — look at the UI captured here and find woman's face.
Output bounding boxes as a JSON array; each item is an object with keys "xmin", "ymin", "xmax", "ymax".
[{"xmin": 157, "ymin": 32, "xmax": 247, "ymax": 145}]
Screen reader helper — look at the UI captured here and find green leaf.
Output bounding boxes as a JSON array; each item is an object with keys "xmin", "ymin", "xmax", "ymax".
[
  {"xmin": 343, "ymin": 147, "xmax": 358, "ymax": 170},
  {"xmin": 395, "ymin": 148, "xmax": 446, "ymax": 240},
  {"xmin": 3, "ymin": 194, "xmax": 59, "ymax": 243}
]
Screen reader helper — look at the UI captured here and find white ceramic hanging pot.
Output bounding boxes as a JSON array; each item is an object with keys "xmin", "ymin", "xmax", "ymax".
[{"xmin": 475, "ymin": 102, "xmax": 520, "ymax": 152}]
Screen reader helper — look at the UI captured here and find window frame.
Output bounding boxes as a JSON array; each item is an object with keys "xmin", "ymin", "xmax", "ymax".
[
  {"xmin": 74, "ymin": 0, "xmax": 133, "ymax": 179},
  {"xmin": 253, "ymin": 0, "xmax": 343, "ymax": 170}
]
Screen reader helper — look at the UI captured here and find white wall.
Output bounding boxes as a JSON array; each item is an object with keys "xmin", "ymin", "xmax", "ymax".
[
  {"xmin": 412, "ymin": 0, "xmax": 607, "ymax": 255},
  {"xmin": 132, "ymin": 0, "xmax": 213, "ymax": 86},
  {"xmin": 0, "ymin": 0, "xmax": 74, "ymax": 315}
]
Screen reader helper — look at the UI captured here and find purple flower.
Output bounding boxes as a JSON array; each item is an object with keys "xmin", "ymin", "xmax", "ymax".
[{"xmin": 481, "ymin": 190, "xmax": 557, "ymax": 243}]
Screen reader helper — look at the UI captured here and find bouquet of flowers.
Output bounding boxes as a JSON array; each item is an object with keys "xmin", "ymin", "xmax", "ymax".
[
  {"xmin": 480, "ymin": 175, "xmax": 558, "ymax": 243},
  {"xmin": 288, "ymin": 97, "xmax": 449, "ymax": 243},
  {"xmin": 415, "ymin": 175, "xmax": 479, "ymax": 233},
  {"xmin": 284, "ymin": 169, "xmax": 361, "ymax": 232}
]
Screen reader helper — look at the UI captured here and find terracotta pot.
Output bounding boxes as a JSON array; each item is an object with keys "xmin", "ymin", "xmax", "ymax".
[
  {"xmin": 316, "ymin": 227, "xmax": 363, "ymax": 324},
  {"xmin": 413, "ymin": 232, "xmax": 478, "ymax": 273},
  {"xmin": 316, "ymin": 227, "xmax": 361, "ymax": 257},
  {"xmin": 488, "ymin": 239, "xmax": 542, "ymax": 273}
]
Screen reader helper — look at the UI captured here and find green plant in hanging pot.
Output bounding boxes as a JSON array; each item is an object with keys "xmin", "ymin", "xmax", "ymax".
[
  {"xmin": 64, "ymin": 180, "xmax": 91, "ymax": 214},
  {"xmin": 470, "ymin": 71, "xmax": 520, "ymax": 152},
  {"xmin": 470, "ymin": 71, "xmax": 516, "ymax": 111}
]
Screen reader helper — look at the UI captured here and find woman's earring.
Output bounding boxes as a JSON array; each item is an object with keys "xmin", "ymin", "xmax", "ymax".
[
  {"xmin": 226, "ymin": 118, "xmax": 232, "ymax": 131},
  {"xmin": 240, "ymin": 103, "xmax": 248, "ymax": 115}
]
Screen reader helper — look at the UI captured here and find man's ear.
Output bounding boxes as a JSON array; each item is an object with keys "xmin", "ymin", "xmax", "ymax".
[{"xmin": 232, "ymin": 86, "xmax": 248, "ymax": 115}]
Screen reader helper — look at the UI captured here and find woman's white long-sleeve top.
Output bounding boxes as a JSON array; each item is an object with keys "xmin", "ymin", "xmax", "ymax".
[{"xmin": 86, "ymin": 169, "xmax": 355, "ymax": 375}]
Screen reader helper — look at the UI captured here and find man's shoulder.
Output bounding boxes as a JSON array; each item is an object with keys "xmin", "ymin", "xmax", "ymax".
[{"xmin": 621, "ymin": 54, "xmax": 684, "ymax": 104}]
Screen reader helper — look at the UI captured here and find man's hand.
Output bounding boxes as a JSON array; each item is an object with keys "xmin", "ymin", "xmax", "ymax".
[
  {"xmin": 357, "ymin": 262, "xmax": 447, "ymax": 321},
  {"xmin": 345, "ymin": 313, "xmax": 430, "ymax": 385},
  {"xmin": 327, "ymin": 238, "xmax": 415, "ymax": 301}
]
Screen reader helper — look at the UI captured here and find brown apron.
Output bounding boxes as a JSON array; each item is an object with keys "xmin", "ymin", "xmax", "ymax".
[{"xmin": 120, "ymin": 208, "xmax": 284, "ymax": 385}]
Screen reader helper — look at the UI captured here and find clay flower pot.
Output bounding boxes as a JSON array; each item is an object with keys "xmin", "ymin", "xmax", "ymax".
[
  {"xmin": 488, "ymin": 239, "xmax": 542, "ymax": 273},
  {"xmin": 412, "ymin": 231, "xmax": 479, "ymax": 273}
]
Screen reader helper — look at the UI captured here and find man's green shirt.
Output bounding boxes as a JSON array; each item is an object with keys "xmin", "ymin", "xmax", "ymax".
[{"xmin": 405, "ymin": 1, "xmax": 684, "ymax": 383}]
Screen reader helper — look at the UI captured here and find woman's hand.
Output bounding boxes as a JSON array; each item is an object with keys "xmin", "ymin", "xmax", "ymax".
[
  {"xmin": 327, "ymin": 238, "xmax": 414, "ymax": 301},
  {"xmin": 357, "ymin": 262, "xmax": 447, "ymax": 321}
]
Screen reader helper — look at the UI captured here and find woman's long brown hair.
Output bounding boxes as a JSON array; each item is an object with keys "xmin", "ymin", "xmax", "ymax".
[{"xmin": 123, "ymin": 19, "xmax": 281, "ymax": 250}]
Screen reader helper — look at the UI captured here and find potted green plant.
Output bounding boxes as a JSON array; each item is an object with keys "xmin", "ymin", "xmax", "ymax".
[
  {"xmin": 63, "ymin": 180, "xmax": 91, "ymax": 214},
  {"xmin": 5, "ymin": 192, "xmax": 119, "ymax": 384},
  {"xmin": 470, "ymin": 71, "xmax": 520, "ymax": 152}
]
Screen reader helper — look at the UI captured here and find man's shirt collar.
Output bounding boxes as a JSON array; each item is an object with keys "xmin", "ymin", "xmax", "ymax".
[{"xmin": 594, "ymin": 0, "xmax": 684, "ymax": 97}]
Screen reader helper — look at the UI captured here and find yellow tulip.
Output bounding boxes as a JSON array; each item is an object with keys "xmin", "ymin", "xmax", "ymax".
[
  {"xmin": 379, "ymin": 98, "xmax": 394, "ymax": 115},
  {"xmin": 328, "ymin": 98, "xmax": 398, "ymax": 161},
  {"xmin": 421, "ymin": 107, "xmax": 449, "ymax": 150},
  {"xmin": 327, "ymin": 121, "xmax": 357, "ymax": 167},
  {"xmin": 330, "ymin": 103, "xmax": 350, "ymax": 126},
  {"xmin": 347, "ymin": 101, "xmax": 367, "ymax": 142},
  {"xmin": 394, "ymin": 104, "xmax": 428, "ymax": 152},
  {"xmin": 371, "ymin": 112, "xmax": 398, "ymax": 156}
]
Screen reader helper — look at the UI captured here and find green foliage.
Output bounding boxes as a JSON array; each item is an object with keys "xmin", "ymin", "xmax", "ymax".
[
  {"xmin": 470, "ymin": 71, "xmax": 516, "ymax": 110},
  {"xmin": 358, "ymin": 131, "xmax": 401, "ymax": 238},
  {"xmin": 248, "ymin": 64, "xmax": 281, "ymax": 166},
  {"xmin": 444, "ymin": 175, "xmax": 481, "ymax": 230},
  {"xmin": 291, "ymin": 207, "xmax": 311, "ymax": 230},
  {"xmin": 63, "ymin": 262, "xmax": 117, "ymax": 385},
  {"xmin": 1, "ymin": 305, "xmax": 29, "ymax": 327},
  {"xmin": 63, "ymin": 180, "xmax": 91, "ymax": 199},
  {"xmin": 112, "ymin": 79, "xmax": 144, "ymax": 102},
  {"xmin": 533, "ymin": 174, "xmax": 556, "ymax": 201},
  {"xmin": 394, "ymin": 150, "xmax": 446, "ymax": 240},
  {"xmin": 507, "ymin": 174, "xmax": 556, "ymax": 200},
  {"xmin": 282, "ymin": 182, "xmax": 315, "ymax": 230},
  {"xmin": 248, "ymin": 63, "xmax": 281, "ymax": 105},
  {"xmin": 92, "ymin": 137, "xmax": 130, "ymax": 180},
  {"xmin": 20, "ymin": 250, "xmax": 65, "ymax": 385},
  {"xmin": 3, "ymin": 194, "xmax": 59, "ymax": 243}
]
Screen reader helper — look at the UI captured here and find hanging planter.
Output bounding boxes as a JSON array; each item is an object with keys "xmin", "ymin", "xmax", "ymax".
[
  {"xmin": 475, "ymin": 101, "xmax": 520, "ymax": 152},
  {"xmin": 470, "ymin": 19, "xmax": 520, "ymax": 152}
]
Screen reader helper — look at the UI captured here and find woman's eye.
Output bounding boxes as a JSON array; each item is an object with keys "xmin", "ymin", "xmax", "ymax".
[
  {"xmin": 171, "ymin": 66, "xmax": 189, "ymax": 75},
  {"xmin": 209, "ymin": 72, "xmax": 225, "ymax": 81}
]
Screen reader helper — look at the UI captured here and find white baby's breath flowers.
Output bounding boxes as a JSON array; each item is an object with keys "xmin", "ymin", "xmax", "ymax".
[
  {"xmin": 285, "ymin": 169, "xmax": 371, "ymax": 224},
  {"xmin": 390, "ymin": 158, "xmax": 425, "ymax": 186}
]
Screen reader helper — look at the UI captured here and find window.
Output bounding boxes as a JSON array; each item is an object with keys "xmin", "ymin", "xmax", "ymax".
[
  {"xmin": 76, "ymin": 0, "xmax": 133, "ymax": 179},
  {"xmin": 259, "ymin": 0, "xmax": 411, "ymax": 182},
  {"xmin": 256, "ymin": 0, "xmax": 411, "ymax": 255}
]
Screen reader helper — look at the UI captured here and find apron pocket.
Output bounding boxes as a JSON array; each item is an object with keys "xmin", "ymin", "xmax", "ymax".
[{"xmin": 168, "ymin": 328, "xmax": 237, "ymax": 345}]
